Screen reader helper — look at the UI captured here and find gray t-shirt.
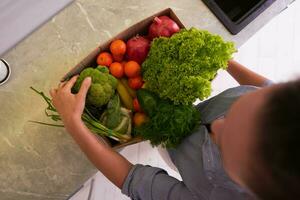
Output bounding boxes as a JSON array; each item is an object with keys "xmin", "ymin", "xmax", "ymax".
[{"xmin": 122, "ymin": 84, "xmax": 268, "ymax": 200}]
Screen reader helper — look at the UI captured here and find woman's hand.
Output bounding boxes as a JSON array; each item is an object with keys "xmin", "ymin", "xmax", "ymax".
[
  {"xmin": 50, "ymin": 76, "xmax": 133, "ymax": 189},
  {"xmin": 50, "ymin": 76, "xmax": 132, "ymax": 188},
  {"xmin": 49, "ymin": 76, "xmax": 91, "ymax": 128}
]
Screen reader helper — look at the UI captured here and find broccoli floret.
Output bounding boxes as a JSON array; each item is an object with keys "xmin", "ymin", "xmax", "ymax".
[
  {"xmin": 97, "ymin": 65, "xmax": 109, "ymax": 74},
  {"xmin": 72, "ymin": 67, "xmax": 117, "ymax": 107},
  {"xmin": 107, "ymin": 75, "xmax": 118, "ymax": 89}
]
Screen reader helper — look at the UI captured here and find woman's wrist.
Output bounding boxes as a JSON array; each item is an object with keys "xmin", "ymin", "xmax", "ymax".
[{"xmin": 63, "ymin": 115, "xmax": 85, "ymax": 133}]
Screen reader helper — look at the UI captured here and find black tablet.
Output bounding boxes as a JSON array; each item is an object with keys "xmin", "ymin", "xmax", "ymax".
[{"xmin": 202, "ymin": 0, "xmax": 277, "ymax": 35}]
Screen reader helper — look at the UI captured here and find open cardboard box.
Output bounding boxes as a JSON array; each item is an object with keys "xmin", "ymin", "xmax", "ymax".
[{"xmin": 61, "ymin": 8, "xmax": 186, "ymax": 149}]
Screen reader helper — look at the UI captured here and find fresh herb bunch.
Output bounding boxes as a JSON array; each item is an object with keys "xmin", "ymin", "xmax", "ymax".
[
  {"xmin": 142, "ymin": 28, "xmax": 236, "ymax": 105},
  {"xmin": 30, "ymin": 87, "xmax": 131, "ymax": 143},
  {"xmin": 134, "ymin": 89, "xmax": 200, "ymax": 148}
]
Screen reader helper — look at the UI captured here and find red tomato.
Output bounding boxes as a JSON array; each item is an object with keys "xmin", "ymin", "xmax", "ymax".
[
  {"xmin": 128, "ymin": 76, "xmax": 143, "ymax": 90},
  {"xmin": 97, "ymin": 52, "xmax": 113, "ymax": 67},
  {"xmin": 133, "ymin": 98, "xmax": 142, "ymax": 112},
  {"xmin": 112, "ymin": 54, "xmax": 124, "ymax": 62},
  {"xmin": 121, "ymin": 61, "xmax": 127, "ymax": 67}
]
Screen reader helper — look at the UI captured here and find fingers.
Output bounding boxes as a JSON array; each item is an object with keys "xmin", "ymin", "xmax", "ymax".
[
  {"xmin": 50, "ymin": 75, "xmax": 79, "ymax": 99},
  {"xmin": 78, "ymin": 77, "xmax": 92, "ymax": 99},
  {"xmin": 64, "ymin": 75, "xmax": 79, "ymax": 91},
  {"xmin": 58, "ymin": 81, "xmax": 67, "ymax": 88}
]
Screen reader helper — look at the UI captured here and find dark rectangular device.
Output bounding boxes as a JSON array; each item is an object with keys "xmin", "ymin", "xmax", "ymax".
[{"xmin": 202, "ymin": 0, "xmax": 277, "ymax": 35}]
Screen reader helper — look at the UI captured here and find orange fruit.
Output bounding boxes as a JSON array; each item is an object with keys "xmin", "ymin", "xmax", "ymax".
[
  {"xmin": 97, "ymin": 52, "xmax": 113, "ymax": 67},
  {"xmin": 124, "ymin": 61, "xmax": 141, "ymax": 78},
  {"xmin": 128, "ymin": 76, "xmax": 143, "ymax": 90},
  {"xmin": 133, "ymin": 112, "xmax": 148, "ymax": 127},
  {"xmin": 109, "ymin": 62, "xmax": 124, "ymax": 78},
  {"xmin": 110, "ymin": 39, "xmax": 126, "ymax": 56}
]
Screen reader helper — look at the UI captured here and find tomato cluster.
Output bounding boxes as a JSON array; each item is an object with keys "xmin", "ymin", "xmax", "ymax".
[{"xmin": 96, "ymin": 39, "xmax": 147, "ymax": 127}]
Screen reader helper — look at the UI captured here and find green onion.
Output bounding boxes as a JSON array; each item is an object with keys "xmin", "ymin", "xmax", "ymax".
[{"xmin": 29, "ymin": 87, "xmax": 131, "ymax": 143}]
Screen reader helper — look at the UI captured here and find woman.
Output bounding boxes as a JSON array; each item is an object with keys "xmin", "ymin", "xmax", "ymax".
[{"xmin": 50, "ymin": 60, "xmax": 300, "ymax": 199}]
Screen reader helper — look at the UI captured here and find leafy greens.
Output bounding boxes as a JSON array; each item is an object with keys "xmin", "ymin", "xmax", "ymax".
[
  {"xmin": 134, "ymin": 89, "xmax": 200, "ymax": 148},
  {"xmin": 142, "ymin": 28, "xmax": 236, "ymax": 105}
]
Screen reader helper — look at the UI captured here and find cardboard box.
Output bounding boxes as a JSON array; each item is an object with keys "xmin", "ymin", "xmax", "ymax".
[{"xmin": 62, "ymin": 8, "xmax": 186, "ymax": 149}]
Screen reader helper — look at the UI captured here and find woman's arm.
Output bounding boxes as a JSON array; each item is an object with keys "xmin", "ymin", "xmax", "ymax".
[
  {"xmin": 49, "ymin": 76, "xmax": 195, "ymax": 200},
  {"xmin": 50, "ymin": 76, "xmax": 132, "ymax": 189},
  {"xmin": 65, "ymin": 119, "xmax": 133, "ymax": 189},
  {"xmin": 227, "ymin": 60, "xmax": 269, "ymax": 87}
]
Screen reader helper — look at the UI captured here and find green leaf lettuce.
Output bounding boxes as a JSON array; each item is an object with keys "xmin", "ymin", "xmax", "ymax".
[{"xmin": 142, "ymin": 28, "xmax": 236, "ymax": 105}]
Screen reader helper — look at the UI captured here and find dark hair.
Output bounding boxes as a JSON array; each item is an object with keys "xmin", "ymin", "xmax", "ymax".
[{"xmin": 246, "ymin": 80, "xmax": 300, "ymax": 200}]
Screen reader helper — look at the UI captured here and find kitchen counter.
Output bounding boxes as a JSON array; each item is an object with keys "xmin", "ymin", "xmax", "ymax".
[{"xmin": 0, "ymin": 0, "xmax": 292, "ymax": 199}]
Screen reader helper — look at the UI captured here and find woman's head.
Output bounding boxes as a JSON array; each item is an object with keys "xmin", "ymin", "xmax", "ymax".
[{"xmin": 211, "ymin": 80, "xmax": 300, "ymax": 199}]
